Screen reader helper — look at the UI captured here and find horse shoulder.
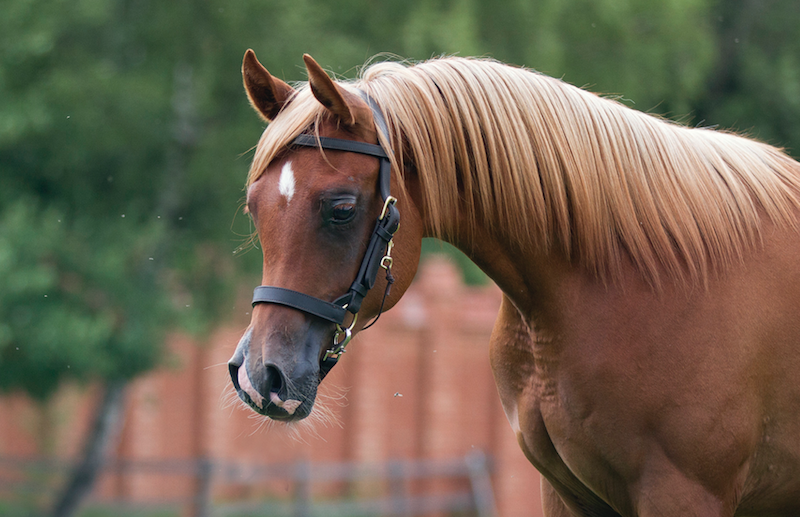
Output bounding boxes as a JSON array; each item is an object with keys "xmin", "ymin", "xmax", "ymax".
[
  {"xmin": 733, "ymin": 222, "xmax": 800, "ymax": 512},
  {"xmin": 489, "ymin": 295, "xmax": 618, "ymax": 515}
]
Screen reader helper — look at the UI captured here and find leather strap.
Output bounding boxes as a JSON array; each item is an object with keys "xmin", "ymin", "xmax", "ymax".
[
  {"xmin": 292, "ymin": 134, "xmax": 387, "ymax": 159},
  {"xmin": 252, "ymin": 286, "xmax": 347, "ymax": 325},
  {"xmin": 357, "ymin": 91, "xmax": 393, "ymax": 200},
  {"xmin": 358, "ymin": 91, "xmax": 390, "ymax": 148},
  {"xmin": 340, "ymin": 203, "xmax": 399, "ymax": 314}
]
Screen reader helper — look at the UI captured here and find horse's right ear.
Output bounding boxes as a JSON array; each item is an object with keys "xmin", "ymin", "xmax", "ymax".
[{"xmin": 242, "ymin": 49, "xmax": 295, "ymax": 121}]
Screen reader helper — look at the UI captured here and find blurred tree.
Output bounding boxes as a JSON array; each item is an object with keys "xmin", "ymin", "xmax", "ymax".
[
  {"xmin": 696, "ymin": 0, "xmax": 800, "ymax": 153},
  {"xmin": 0, "ymin": 1, "xmax": 261, "ymax": 514},
  {"xmin": 0, "ymin": 201, "xmax": 165, "ymax": 400}
]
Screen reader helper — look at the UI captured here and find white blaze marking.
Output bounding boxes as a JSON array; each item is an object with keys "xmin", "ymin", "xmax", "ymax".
[{"xmin": 278, "ymin": 161, "xmax": 296, "ymax": 202}]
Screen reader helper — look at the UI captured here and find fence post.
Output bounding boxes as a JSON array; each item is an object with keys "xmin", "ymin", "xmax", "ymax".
[
  {"xmin": 465, "ymin": 450, "xmax": 497, "ymax": 517},
  {"xmin": 293, "ymin": 460, "xmax": 311, "ymax": 517},
  {"xmin": 387, "ymin": 460, "xmax": 409, "ymax": 516},
  {"xmin": 190, "ymin": 456, "xmax": 212, "ymax": 517}
]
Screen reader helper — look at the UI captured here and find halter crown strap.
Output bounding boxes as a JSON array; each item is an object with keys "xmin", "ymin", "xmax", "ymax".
[
  {"xmin": 358, "ymin": 91, "xmax": 393, "ymax": 200},
  {"xmin": 250, "ymin": 90, "xmax": 399, "ymax": 379}
]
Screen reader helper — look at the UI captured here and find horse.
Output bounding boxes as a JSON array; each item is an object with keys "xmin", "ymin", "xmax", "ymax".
[{"xmin": 227, "ymin": 49, "xmax": 800, "ymax": 516}]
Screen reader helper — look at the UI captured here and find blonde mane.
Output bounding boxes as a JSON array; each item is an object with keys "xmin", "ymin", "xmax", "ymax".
[{"xmin": 249, "ymin": 57, "xmax": 800, "ymax": 287}]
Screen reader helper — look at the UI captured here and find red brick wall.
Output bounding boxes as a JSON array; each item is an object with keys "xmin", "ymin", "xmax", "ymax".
[{"xmin": 0, "ymin": 257, "xmax": 544, "ymax": 517}]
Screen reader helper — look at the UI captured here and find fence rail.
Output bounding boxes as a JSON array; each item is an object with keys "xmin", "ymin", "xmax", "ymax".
[{"xmin": 0, "ymin": 451, "xmax": 496, "ymax": 517}]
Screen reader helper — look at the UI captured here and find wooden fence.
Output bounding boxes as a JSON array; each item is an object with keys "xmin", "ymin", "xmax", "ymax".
[{"xmin": 0, "ymin": 451, "xmax": 497, "ymax": 517}]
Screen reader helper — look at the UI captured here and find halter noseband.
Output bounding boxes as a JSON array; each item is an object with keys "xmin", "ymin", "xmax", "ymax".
[{"xmin": 251, "ymin": 91, "xmax": 400, "ymax": 380}]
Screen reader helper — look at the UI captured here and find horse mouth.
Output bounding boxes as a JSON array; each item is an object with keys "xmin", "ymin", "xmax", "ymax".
[
  {"xmin": 242, "ymin": 391, "xmax": 305, "ymax": 420},
  {"xmin": 239, "ymin": 392, "xmax": 300, "ymax": 420}
]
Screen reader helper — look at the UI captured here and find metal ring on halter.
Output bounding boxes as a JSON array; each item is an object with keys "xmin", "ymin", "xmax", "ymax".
[
  {"xmin": 327, "ymin": 311, "xmax": 358, "ymax": 360},
  {"xmin": 380, "ymin": 240, "xmax": 395, "ymax": 270}
]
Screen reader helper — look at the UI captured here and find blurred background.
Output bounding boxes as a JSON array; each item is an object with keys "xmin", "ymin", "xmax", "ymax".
[{"xmin": 1, "ymin": 0, "xmax": 799, "ymax": 516}]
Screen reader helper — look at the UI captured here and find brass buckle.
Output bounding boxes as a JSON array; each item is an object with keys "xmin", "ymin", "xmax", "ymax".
[{"xmin": 379, "ymin": 196, "xmax": 397, "ymax": 220}]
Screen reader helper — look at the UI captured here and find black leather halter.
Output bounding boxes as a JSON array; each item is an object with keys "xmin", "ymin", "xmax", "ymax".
[{"xmin": 251, "ymin": 91, "xmax": 400, "ymax": 379}]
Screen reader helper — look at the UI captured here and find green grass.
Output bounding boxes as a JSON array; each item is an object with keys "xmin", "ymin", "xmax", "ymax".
[
  {"xmin": 0, "ymin": 501, "xmax": 181, "ymax": 517},
  {"xmin": 77, "ymin": 507, "xmax": 179, "ymax": 517}
]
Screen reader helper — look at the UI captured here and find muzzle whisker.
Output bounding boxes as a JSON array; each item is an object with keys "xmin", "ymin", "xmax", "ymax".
[
  {"xmin": 247, "ymin": 411, "xmax": 275, "ymax": 437},
  {"xmin": 220, "ymin": 384, "xmax": 244, "ymax": 413},
  {"xmin": 204, "ymin": 361, "xmax": 232, "ymax": 370}
]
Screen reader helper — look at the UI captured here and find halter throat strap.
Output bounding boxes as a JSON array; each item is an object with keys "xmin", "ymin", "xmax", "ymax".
[{"xmin": 250, "ymin": 91, "xmax": 399, "ymax": 379}]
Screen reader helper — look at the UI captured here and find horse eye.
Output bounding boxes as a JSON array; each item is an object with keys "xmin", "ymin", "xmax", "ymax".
[{"xmin": 331, "ymin": 203, "xmax": 356, "ymax": 223}]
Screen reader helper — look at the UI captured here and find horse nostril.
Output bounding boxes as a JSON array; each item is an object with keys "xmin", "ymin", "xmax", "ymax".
[
  {"xmin": 264, "ymin": 364, "xmax": 285, "ymax": 397},
  {"xmin": 228, "ymin": 342, "xmax": 246, "ymax": 391},
  {"xmin": 228, "ymin": 363, "xmax": 241, "ymax": 391}
]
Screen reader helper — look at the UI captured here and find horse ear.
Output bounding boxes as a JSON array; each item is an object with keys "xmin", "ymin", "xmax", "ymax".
[
  {"xmin": 303, "ymin": 54, "xmax": 370, "ymax": 128},
  {"xmin": 242, "ymin": 49, "xmax": 295, "ymax": 121}
]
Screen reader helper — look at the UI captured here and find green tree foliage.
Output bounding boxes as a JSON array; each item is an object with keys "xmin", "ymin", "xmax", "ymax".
[
  {"xmin": 0, "ymin": 201, "xmax": 165, "ymax": 399},
  {"xmin": 0, "ymin": 0, "xmax": 249, "ymax": 400},
  {"xmin": 697, "ymin": 0, "xmax": 800, "ymax": 151}
]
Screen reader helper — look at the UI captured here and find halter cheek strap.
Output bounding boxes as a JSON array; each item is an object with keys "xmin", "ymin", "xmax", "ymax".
[{"xmin": 250, "ymin": 90, "xmax": 399, "ymax": 380}]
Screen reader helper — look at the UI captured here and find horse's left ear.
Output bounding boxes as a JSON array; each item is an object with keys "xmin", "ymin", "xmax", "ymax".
[{"xmin": 303, "ymin": 54, "xmax": 372, "ymax": 129}]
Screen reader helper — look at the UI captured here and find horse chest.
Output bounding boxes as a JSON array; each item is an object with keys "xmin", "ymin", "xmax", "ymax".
[
  {"xmin": 531, "ymin": 332, "xmax": 560, "ymax": 400},
  {"xmin": 530, "ymin": 341, "xmax": 631, "ymax": 485},
  {"xmin": 517, "ymin": 357, "xmax": 632, "ymax": 515},
  {"xmin": 496, "ymin": 321, "xmax": 633, "ymax": 512}
]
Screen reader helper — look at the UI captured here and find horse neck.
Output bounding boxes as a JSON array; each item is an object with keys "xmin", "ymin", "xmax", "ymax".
[{"xmin": 442, "ymin": 209, "xmax": 571, "ymax": 322}]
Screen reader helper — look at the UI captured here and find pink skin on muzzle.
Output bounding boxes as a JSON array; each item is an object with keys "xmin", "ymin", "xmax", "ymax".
[
  {"xmin": 237, "ymin": 364, "xmax": 303, "ymax": 415},
  {"xmin": 238, "ymin": 365, "xmax": 265, "ymax": 408}
]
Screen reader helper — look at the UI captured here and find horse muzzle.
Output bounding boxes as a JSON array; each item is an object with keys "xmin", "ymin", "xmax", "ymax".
[{"xmin": 228, "ymin": 328, "xmax": 319, "ymax": 421}]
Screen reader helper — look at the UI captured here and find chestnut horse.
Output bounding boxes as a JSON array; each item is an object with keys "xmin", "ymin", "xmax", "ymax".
[{"xmin": 228, "ymin": 50, "xmax": 800, "ymax": 516}]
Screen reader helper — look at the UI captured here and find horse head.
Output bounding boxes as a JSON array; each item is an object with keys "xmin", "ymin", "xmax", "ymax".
[{"xmin": 228, "ymin": 50, "xmax": 424, "ymax": 421}]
